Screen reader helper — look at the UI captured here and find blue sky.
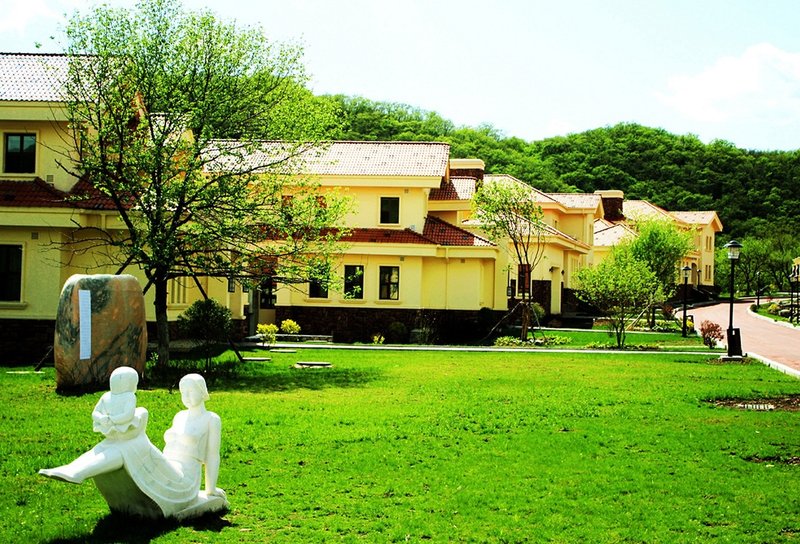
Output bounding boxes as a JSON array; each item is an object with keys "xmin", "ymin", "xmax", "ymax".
[{"xmin": 3, "ymin": 0, "xmax": 799, "ymax": 151}]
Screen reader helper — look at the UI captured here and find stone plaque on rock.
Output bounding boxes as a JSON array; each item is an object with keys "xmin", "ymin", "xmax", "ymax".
[{"xmin": 54, "ymin": 274, "xmax": 147, "ymax": 390}]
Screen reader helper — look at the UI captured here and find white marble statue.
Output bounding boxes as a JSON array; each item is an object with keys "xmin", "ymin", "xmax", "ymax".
[{"xmin": 39, "ymin": 368, "xmax": 229, "ymax": 520}]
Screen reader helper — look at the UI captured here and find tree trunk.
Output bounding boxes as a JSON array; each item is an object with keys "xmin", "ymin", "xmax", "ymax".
[
  {"xmin": 519, "ymin": 302, "xmax": 531, "ymax": 342},
  {"xmin": 154, "ymin": 276, "xmax": 170, "ymax": 368}
]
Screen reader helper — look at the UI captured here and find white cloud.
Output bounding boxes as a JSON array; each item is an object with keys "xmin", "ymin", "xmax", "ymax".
[{"xmin": 658, "ymin": 43, "xmax": 800, "ymax": 126}]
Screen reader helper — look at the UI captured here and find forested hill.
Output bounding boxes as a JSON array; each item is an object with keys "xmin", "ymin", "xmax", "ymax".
[{"xmin": 324, "ymin": 95, "xmax": 800, "ymax": 239}]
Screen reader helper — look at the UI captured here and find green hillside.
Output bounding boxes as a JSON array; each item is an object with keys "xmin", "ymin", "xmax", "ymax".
[{"xmin": 324, "ymin": 95, "xmax": 800, "ymax": 241}]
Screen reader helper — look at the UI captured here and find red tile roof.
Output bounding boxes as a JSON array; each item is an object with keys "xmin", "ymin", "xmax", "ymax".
[
  {"xmin": 0, "ymin": 178, "xmax": 67, "ymax": 207},
  {"xmin": 429, "ymin": 176, "xmax": 477, "ymax": 201},
  {"xmin": 423, "ymin": 216, "xmax": 494, "ymax": 247},
  {"xmin": 341, "ymin": 227, "xmax": 435, "ymax": 245},
  {"xmin": 0, "ymin": 178, "xmax": 117, "ymax": 210},
  {"xmin": 66, "ymin": 178, "xmax": 119, "ymax": 210},
  {"xmin": 340, "ymin": 218, "xmax": 494, "ymax": 248}
]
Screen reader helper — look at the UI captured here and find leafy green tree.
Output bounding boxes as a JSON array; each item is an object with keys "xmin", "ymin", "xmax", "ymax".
[
  {"xmin": 576, "ymin": 246, "xmax": 664, "ymax": 348},
  {"xmin": 61, "ymin": 0, "xmax": 348, "ymax": 368},
  {"xmin": 627, "ymin": 219, "xmax": 693, "ymax": 300},
  {"xmin": 472, "ymin": 177, "xmax": 546, "ymax": 341}
]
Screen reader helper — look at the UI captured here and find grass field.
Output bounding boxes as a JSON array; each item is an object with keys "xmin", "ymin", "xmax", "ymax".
[{"xmin": 2, "ymin": 348, "xmax": 799, "ymax": 542}]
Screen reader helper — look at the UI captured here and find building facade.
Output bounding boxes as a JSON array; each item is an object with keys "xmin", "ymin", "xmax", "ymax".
[{"xmin": 0, "ymin": 52, "xmax": 723, "ymax": 360}]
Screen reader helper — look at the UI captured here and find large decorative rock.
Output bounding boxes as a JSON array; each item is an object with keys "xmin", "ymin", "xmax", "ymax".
[{"xmin": 54, "ymin": 274, "xmax": 146, "ymax": 390}]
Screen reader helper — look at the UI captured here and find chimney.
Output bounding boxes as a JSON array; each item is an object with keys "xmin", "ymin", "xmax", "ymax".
[
  {"xmin": 595, "ymin": 190, "xmax": 625, "ymax": 222},
  {"xmin": 448, "ymin": 158, "xmax": 484, "ymax": 182}
]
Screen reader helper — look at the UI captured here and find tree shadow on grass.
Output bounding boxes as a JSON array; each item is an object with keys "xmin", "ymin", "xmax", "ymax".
[
  {"xmin": 209, "ymin": 365, "xmax": 385, "ymax": 394},
  {"xmin": 47, "ymin": 511, "xmax": 232, "ymax": 544}
]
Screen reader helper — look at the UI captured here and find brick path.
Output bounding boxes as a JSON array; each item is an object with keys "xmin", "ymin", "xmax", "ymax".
[{"xmin": 689, "ymin": 301, "xmax": 800, "ymax": 376}]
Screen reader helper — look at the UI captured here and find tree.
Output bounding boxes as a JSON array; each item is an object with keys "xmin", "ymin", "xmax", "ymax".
[
  {"xmin": 60, "ymin": 0, "xmax": 348, "ymax": 368},
  {"xmin": 472, "ymin": 177, "xmax": 546, "ymax": 341},
  {"xmin": 576, "ymin": 246, "xmax": 664, "ymax": 348},
  {"xmin": 627, "ymin": 219, "xmax": 693, "ymax": 301}
]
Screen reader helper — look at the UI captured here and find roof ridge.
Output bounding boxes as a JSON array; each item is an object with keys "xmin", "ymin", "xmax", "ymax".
[{"xmin": 0, "ymin": 52, "xmax": 67, "ymax": 57}]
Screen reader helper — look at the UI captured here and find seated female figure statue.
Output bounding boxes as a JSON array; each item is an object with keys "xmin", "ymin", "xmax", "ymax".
[{"xmin": 39, "ymin": 368, "xmax": 229, "ymax": 520}]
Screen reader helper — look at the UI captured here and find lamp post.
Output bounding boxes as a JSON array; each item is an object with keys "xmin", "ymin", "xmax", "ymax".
[
  {"xmin": 681, "ymin": 265, "xmax": 691, "ymax": 337},
  {"xmin": 755, "ymin": 271, "xmax": 761, "ymax": 308},
  {"xmin": 724, "ymin": 240, "xmax": 743, "ymax": 358}
]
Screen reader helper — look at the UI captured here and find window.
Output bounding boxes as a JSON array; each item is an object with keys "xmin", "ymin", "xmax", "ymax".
[
  {"xmin": 0, "ymin": 245, "xmax": 22, "ymax": 302},
  {"xmin": 168, "ymin": 277, "xmax": 187, "ymax": 305},
  {"xmin": 380, "ymin": 197, "xmax": 400, "ymax": 224},
  {"xmin": 309, "ymin": 279, "xmax": 328, "ymax": 299},
  {"xmin": 4, "ymin": 134, "xmax": 36, "ymax": 173},
  {"xmin": 344, "ymin": 265, "xmax": 364, "ymax": 299},
  {"xmin": 379, "ymin": 266, "xmax": 399, "ymax": 300},
  {"xmin": 517, "ymin": 264, "xmax": 531, "ymax": 295},
  {"xmin": 259, "ymin": 277, "xmax": 276, "ymax": 308}
]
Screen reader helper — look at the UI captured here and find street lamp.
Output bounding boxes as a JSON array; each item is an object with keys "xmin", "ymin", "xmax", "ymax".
[
  {"xmin": 755, "ymin": 271, "xmax": 761, "ymax": 308},
  {"xmin": 724, "ymin": 240, "xmax": 743, "ymax": 358},
  {"xmin": 682, "ymin": 265, "xmax": 691, "ymax": 337}
]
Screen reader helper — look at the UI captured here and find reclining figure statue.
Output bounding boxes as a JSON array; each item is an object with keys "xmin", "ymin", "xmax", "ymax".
[{"xmin": 40, "ymin": 367, "xmax": 229, "ymax": 520}]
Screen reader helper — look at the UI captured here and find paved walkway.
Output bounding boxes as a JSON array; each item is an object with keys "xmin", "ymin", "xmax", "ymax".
[{"xmin": 689, "ymin": 301, "xmax": 800, "ymax": 377}]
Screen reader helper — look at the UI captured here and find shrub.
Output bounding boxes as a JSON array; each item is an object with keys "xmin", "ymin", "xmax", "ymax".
[
  {"xmin": 536, "ymin": 334, "xmax": 570, "ymax": 346},
  {"xmin": 371, "ymin": 333, "xmax": 385, "ymax": 345},
  {"xmin": 178, "ymin": 298, "xmax": 233, "ymax": 370},
  {"xmin": 530, "ymin": 302, "xmax": 546, "ymax": 326},
  {"xmin": 494, "ymin": 336, "xmax": 531, "ymax": 347},
  {"xmin": 280, "ymin": 319, "xmax": 301, "ymax": 335},
  {"xmin": 767, "ymin": 303, "xmax": 781, "ymax": 316},
  {"xmin": 699, "ymin": 320, "xmax": 724, "ymax": 350},
  {"xmin": 257, "ymin": 323, "xmax": 278, "ymax": 345},
  {"xmin": 386, "ymin": 321, "xmax": 408, "ymax": 344}
]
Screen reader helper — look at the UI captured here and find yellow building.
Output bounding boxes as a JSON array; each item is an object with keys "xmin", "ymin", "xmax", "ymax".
[
  {"xmin": 0, "ymin": 52, "xmax": 724, "ymax": 358},
  {"xmin": 592, "ymin": 190, "xmax": 723, "ymax": 295}
]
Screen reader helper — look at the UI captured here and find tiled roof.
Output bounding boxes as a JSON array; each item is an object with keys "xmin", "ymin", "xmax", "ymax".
[
  {"xmin": 0, "ymin": 53, "xmax": 69, "ymax": 102},
  {"xmin": 482, "ymin": 174, "xmax": 559, "ymax": 204},
  {"xmin": 423, "ymin": 216, "xmax": 494, "ymax": 247},
  {"xmin": 340, "ymin": 227, "xmax": 435, "ymax": 245},
  {"xmin": 206, "ymin": 140, "xmax": 450, "ymax": 178},
  {"xmin": 548, "ymin": 193, "xmax": 602, "ymax": 209},
  {"xmin": 622, "ymin": 200, "xmax": 674, "ymax": 221},
  {"xmin": 593, "ymin": 218, "xmax": 636, "ymax": 246},
  {"xmin": 0, "ymin": 178, "xmax": 67, "ymax": 207},
  {"xmin": 0, "ymin": 178, "xmax": 117, "ymax": 210},
  {"xmin": 428, "ymin": 176, "xmax": 477, "ymax": 201},
  {"xmin": 66, "ymin": 178, "xmax": 119, "ymax": 210},
  {"xmin": 340, "ymin": 218, "xmax": 494, "ymax": 248},
  {"xmin": 670, "ymin": 211, "xmax": 719, "ymax": 225}
]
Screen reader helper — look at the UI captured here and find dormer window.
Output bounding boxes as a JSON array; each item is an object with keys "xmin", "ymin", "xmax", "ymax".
[
  {"xmin": 4, "ymin": 134, "xmax": 36, "ymax": 174},
  {"xmin": 380, "ymin": 197, "xmax": 400, "ymax": 224}
]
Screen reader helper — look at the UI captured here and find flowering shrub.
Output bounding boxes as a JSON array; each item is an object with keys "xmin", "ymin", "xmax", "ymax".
[
  {"xmin": 280, "ymin": 319, "xmax": 301, "ymax": 335},
  {"xmin": 257, "ymin": 323, "xmax": 278, "ymax": 345},
  {"xmin": 699, "ymin": 320, "xmax": 724, "ymax": 349}
]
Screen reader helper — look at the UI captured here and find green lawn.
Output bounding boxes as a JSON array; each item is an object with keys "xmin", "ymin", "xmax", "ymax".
[
  {"xmin": 753, "ymin": 305, "xmax": 799, "ymax": 327},
  {"xmin": 532, "ymin": 328, "xmax": 712, "ymax": 351},
  {"xmin": 3, "ymin": 349, "xmax": 800, "ymax": 542}
]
